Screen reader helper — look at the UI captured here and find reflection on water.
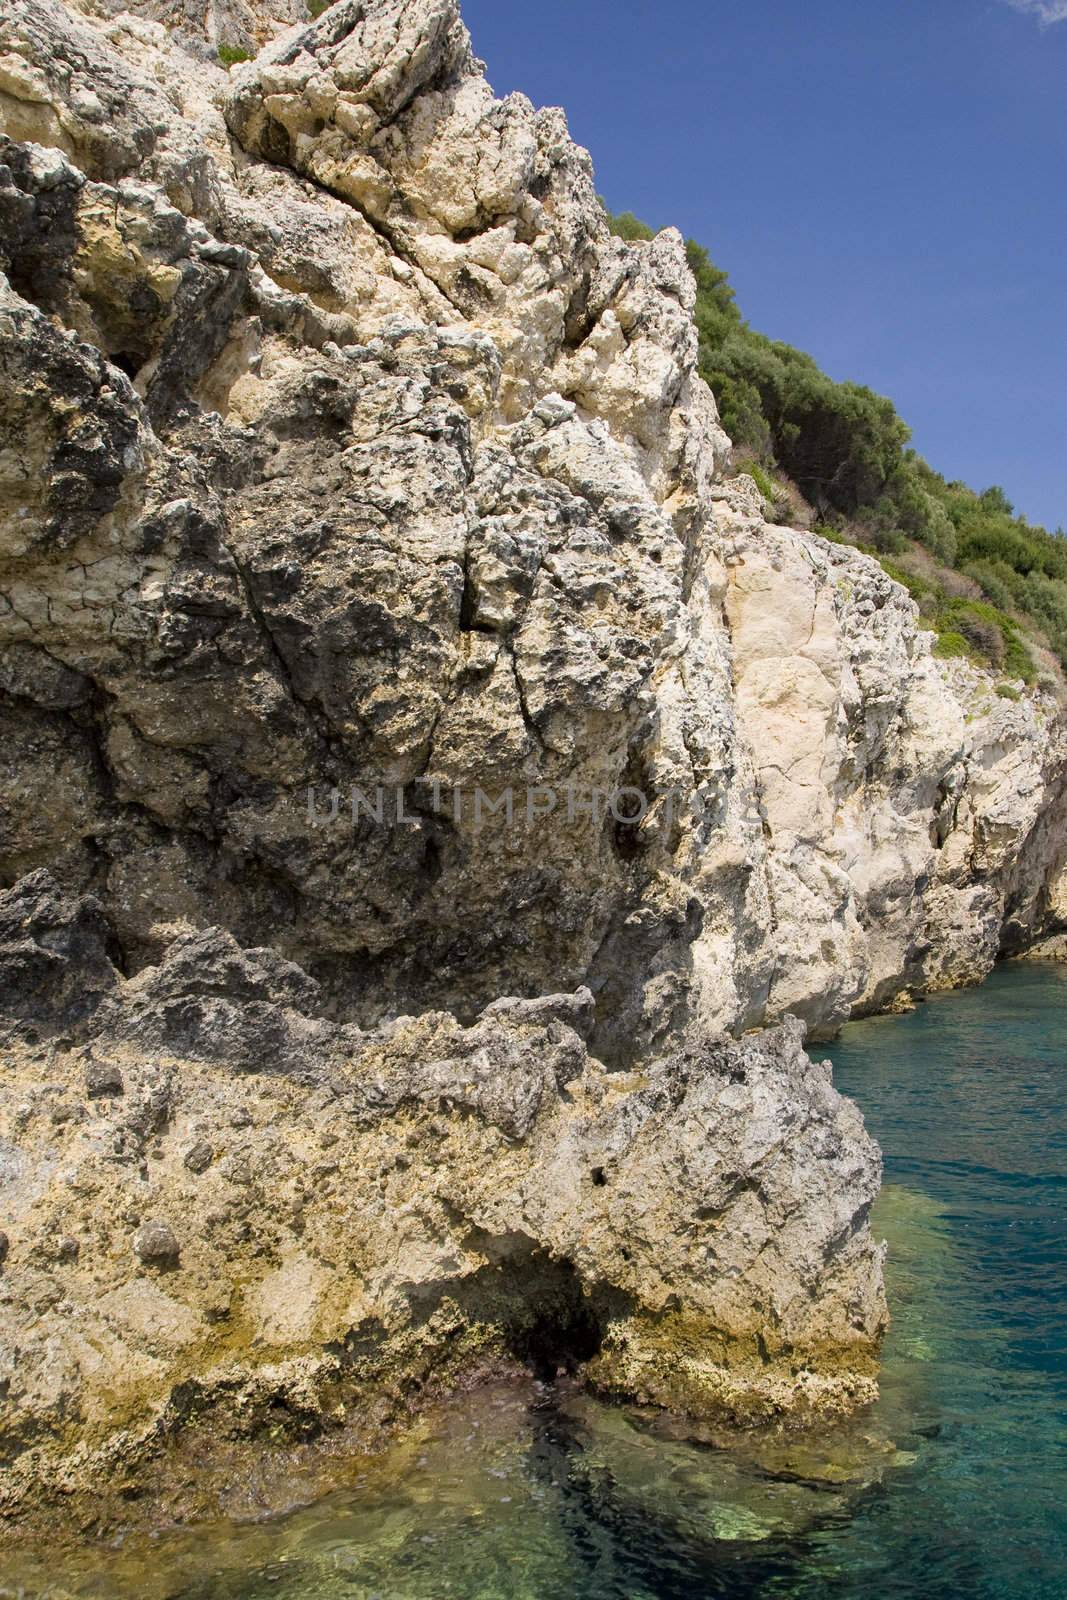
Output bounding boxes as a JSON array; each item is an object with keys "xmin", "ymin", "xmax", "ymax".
[{"xmin": 5, "ymin": 963, "xmax": 1066, "ymax": 1600}]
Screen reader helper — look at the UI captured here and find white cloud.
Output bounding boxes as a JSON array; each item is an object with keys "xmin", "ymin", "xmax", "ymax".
[{"xmin": 1004, "ymin": 0, "xmax": 1067, "ymax": 23}]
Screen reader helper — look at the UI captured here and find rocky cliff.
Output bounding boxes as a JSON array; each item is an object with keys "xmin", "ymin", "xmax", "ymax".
[{"xmin": 0, "ymin": 0, "xmax": 1063, "ymax": 1531}]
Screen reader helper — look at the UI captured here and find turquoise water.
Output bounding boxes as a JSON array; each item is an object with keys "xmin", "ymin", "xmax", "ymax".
[
  {"xmin": 7, "ymin": 963, "xmax": 1066, "ymax": 1600},
  {"xmin": 812, "ymin": 961, "xmax": 1067, "ymax": 1600}
]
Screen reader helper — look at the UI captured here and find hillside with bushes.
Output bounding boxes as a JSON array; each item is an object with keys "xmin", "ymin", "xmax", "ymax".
[{"xmin": 609, "ymin": 211, "xmax": 1066, "ymax": 688}]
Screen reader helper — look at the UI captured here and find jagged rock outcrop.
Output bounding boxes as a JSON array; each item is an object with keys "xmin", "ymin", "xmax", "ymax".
[
  {"xmin": 1, "ymin": 0, "xmax": 1063, "ymax": 1063},
  {"xmin": 0, "ymin": 0, "xmax": 1063, "ymax": 1526},
  {"xmin": 715, "ymin": 485, "xmax": 1067, "ymax": 1032},
  {"xmin": 0, "ymin": 873, "xmax": 884, "ymax": 1526}
]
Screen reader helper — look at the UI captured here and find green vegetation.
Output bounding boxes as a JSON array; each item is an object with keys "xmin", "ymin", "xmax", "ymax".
[
  {"xmin": 931, "ymin": 629, "xmax": 971, "ymax": 662},
  {"xmin": 607, "ymin": 211, "xmax": 656, "ymax": 243},
  {"xmin": 217, "ymin": 43, "xmax": 251, "ymax": 66},
  {"xmin": 605, "ymin": 209, "xmax": 1066, "ymax": 680},
  {"xmin": 737, "ymin": 459, "xmax": 779, "ymax": 516},
  {"xmin": 844, "ymin": 551, "xmax": 1036, "ymax": 678},
  {"xmin": 307, "ymin": 0, "xmax": 332, "ymax": 16},
  {"xmin": 938, "ymin": 598, "xmax": 1034, "ymax": 681}
]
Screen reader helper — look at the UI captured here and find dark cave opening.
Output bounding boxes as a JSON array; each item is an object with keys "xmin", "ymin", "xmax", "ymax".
[
  {"xmin": 408, "ymin": 1235, "xmax": 612, "ymax": 1384},
  {"xmin": 506, "ymin": 1275, "xmax": 605, "ymax": 1381},
  {"xmin": 108, "ymin": 349, "xmax": 146, "ymax": 380}
]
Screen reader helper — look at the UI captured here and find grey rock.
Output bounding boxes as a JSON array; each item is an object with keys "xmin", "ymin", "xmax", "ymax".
[
  {"xmin": 183, "ymin": 1140, "xmax": 214, "ymax": 1173},
  {"xmin": 0, "ymin": 0, "xmax": 1059, "ymax": 1066},
  {"xmin": 0, "ymin": 998, "xmax": 886, "ymax": 1525},
  {"xmin": 0, "ymin": 874, "xmax": 119, "ymax": 1033},
  {"xmin": 119, "ymin": 1075, "xmax": 176, "ymax": 1151},
  {"xmin": 95, "ymin": 928, "xmax": 336, "ymax": 1074},
  {"xmin": 133, "ymin": 1220, "xmax": 180, "ymax": 1265},
  {"xmin": 84, "ymin": 1059, "xmax": 124, "ymax": 1098},
  {"xmin": 479, "ymin": 986, "xmax": 597, "ymax": 1038},
  {"xmin": 0, "ymin": 643, "xmax": 93, "ymax": 710}
]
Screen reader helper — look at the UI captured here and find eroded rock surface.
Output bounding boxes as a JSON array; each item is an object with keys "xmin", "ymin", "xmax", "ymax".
[
  {"xmin": 716, "ymin": 488, "xmax": 1067, "ymax": 1033},
  {"xmin": 1, "ymin": 0, "xmax": 1063, "ymax": 1059},
  {"xmin": 0, "ymin": 0, "xmax": 1063, "ymax": 1526},
  {"xmin": 0, "ymin": 876, "xmax": 884, "ymax": 1526}
]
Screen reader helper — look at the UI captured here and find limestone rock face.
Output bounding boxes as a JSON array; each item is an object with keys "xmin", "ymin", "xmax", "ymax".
[
  {"xmin": 0, "ymin": 0, "xmax": 1063, "ymax": 1521},
  {"xmin": 1, "ymin": 0, "xmax": 1061, "ymax": 1063},
  {"xmin": 714, "ymin": 488, "xmax": 1067, "ymax": 1035},
  {"xmin": 0, "ymin": 0, "xmax": 743, "ymax": 1071},
  {"xmin": 0, "ymin": 877, "xmax": 884, "ymax": 1523}
]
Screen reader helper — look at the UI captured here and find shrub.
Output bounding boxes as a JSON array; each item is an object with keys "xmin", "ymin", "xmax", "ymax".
[
  {"xmin": 701, "ymin": 335, "xmax": 910, "ymax": 515},
  {"xmin": 218, "ymin": 43, "xmax": 251, "ymax": 65},
  {"xmin": 1019, "ymin": 572, "xmax": 1067, "ymax": 662},
  {"xmin": 959, "ymin": 524, "xmax": 1043, "ymax": 576},
  {"xmin": 737, "ymin": 460, "xmax": 778, "ymax": 511},
  {"xmin": 878, "ymin": 558, "xmax": 937, "ymax": 604},
  {"xmin": 307, "ymin": 0, "xmax": 332, "ymax": 14},
  {"xmin": 605, "ymin": 209, "xmax": 656, "ymax": 243},
  {"xmin": 932, "ymin": 629, "xmax": 971, "ymax": 660},
  {"xmin": 865, "ymin": 522, "xmax": 910, "ymax": 555},
  {"xmin": 953, "ymin": 608, "xmax": 1005, "ymax": 667},
  {"xmin": 960, "ymin": 560, "xmax": 1017, "ymax": 613},
  {"xmin": 996, "ymin": 683, "xmax": 1022, "ymax": 701},
  {"xmin": 937, "ymin": 599, "xmax": 1035, "ymax": 680},
  {"xmin": 980, "ymin": 486, "xmax": 1014, "ymax": 516},
  {"xmin": 1005, "ymin": 636, "xmax": 1036, "ymax": 682},
  {"xmin": 887, "ymin": 460, "xmax": 958, "ymax": 562}
]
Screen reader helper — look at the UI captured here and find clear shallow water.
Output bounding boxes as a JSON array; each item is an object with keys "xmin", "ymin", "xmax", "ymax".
[{"xmin": 7, "ymin": 963, "xmax": 1066, "ymax": 1600}]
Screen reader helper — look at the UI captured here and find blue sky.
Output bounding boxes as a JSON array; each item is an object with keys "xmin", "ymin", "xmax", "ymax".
[{"xmin": 460, "ymin": 0, "xmax": 1065, "ymax": 531}]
